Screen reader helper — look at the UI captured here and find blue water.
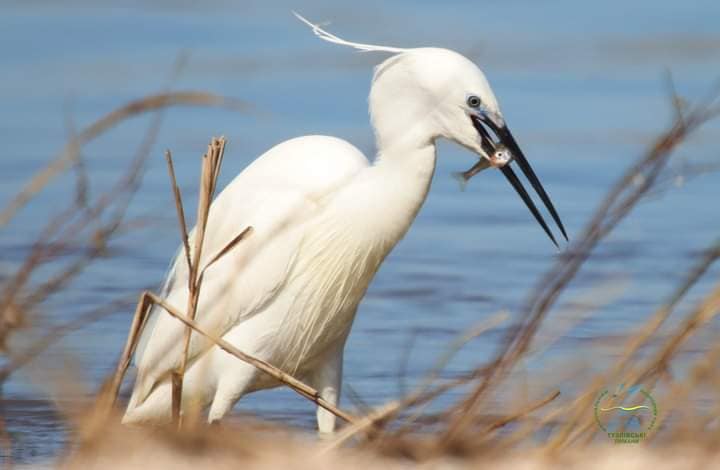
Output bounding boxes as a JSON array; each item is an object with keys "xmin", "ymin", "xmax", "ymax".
[{"xmin": 1, "ymin": 0, "xmax": 720, "ymax": 463}]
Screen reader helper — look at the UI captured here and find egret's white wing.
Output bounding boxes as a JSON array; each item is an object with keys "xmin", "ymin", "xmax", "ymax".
[{"xmin": 130, "ymin": 136, "xmax": 368, "ymax": 407}]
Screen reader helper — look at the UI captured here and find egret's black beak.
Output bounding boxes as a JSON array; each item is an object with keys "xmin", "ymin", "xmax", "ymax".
[{"xmin": 471, "ymin": 113, "xmax": 568, "ymax": 248}]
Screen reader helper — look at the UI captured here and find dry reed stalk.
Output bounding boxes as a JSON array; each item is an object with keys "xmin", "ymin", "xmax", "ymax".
[
  {"xmin": 439, "ymin": 91, "xmax": 720, "ymax": 447},
  {"xmin": 0, "ymin": 83, "xmax": 222, "ymax": 457},
  {"xmin": 490, "ymin": 93, "xmax": 720, "ymax": 452},
  {"xmin": 97, "ymin": 293, "xmax": 155, "ymax": 418},
  {"xmin": 164, "ymin": 150, "xmax": 194, "ymax": 424},
  {"xmin": 382, "ymin": 283, "xmax": 619, "ymax": 446},
  {"xmin": 527, "ymin": 279, "xmax": 627, "ymax": 358},
  {"xmin": 0, "ymin": 91, "xmax": 248, "ymax": 229},
  {"xmin": 651, "ymin": 337, "xmax": 720, "ymax": 444},
  {"xmin": 0, "ymin": 296, "xmax": 137, "ymax": 385},
  {"xmin": 543, "ymin": 239, "xmax": 720, "ymax": 450},
  {"xmin": 389, "ymin": 313, "xmax": 509, "ymax": 432},
  {"xmin": 615, "ymin": 239, "xmax": 719, "ymax": 372},
  {"xmin": 602, "ymin": 280, "xmax": 720, "ymax": 442},
  {"xmin": 0, "ymin": 110, "xmax": 156, "ymax": 350},
  {"xmin": 310, "ymin": 85, "xmax": 720, "ymax": 458},
  {"xmin": 1, "ymin": 49, "xmax": 234, "ymax": 411},
  {"xmin": 336, "ymin": 369, "xmax": 496, "ymax": 448},
  {"xmin": 321, "ymin": 401, "xmax": 401, "ymax": 452},
  {"xmin": 164, "ymin": 151, "xmax": 192, "ymax": 282},
  {"xmin": 63, "ymin": 108, "xmax": 89, "ymax": 209},
  {"xmin": 322, "ymin": 313, "xmax": 510, "ymax": 450},
  {"xmin": 7, "ymin": 71, "xmax": 719, "ymax": 464},
  {"xmin": 679, "ymin": 341, "xmax": 720, "ymax": 444},
  {"xmin": 484, "ymin": 389, "xmax": 561, "ymax": 433},
  {"xmin": 0, "ymin": 60, "xmax": 248, "ymax": 353},
  {"xmin": 642, "ymin": 282, "xmax": 720, "ymax": 378},
  {"xmin": 172, "ymin": 137, "xmax": 227, "ymax": 425},
  {"xmin": 143, "ymin": 290, "xmax": 358, "ymax": 426},
  {"xmin": 101, "ymin": 137, "xmax": 357, "ymax": 430}
]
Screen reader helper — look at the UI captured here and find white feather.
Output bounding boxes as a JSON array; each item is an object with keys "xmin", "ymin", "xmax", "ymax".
[{"xmin": 293, "ymin": 12, "xmax": 408, "ymax": 54}]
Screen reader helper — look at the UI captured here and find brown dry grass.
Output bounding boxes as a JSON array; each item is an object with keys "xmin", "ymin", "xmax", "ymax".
[
  {"xmin": 62, "ymin": 418, "xmax": 720, "ymax": 470},
  {"xmin": 2, "ymin": 80, "xmax": 720, "ymax": 468},
  {"xmin": 0, "ymin": 85, "xmax": 250, "ymax": 467}
]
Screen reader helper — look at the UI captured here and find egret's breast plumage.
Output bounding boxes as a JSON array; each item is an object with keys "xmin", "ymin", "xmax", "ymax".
[
  {"xmin": 270, "ymin": 206, "xmax": 389, "ymax": 375},
  {"xmin": 128, "ymin": 135, "xmax": 373, "ymax": 408}
]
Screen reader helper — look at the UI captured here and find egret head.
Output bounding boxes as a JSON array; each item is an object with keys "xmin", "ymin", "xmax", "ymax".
[
  {"xmin": 369, "ymin": 48, "xmax": 567, "ymax": 246},
  {"xmin": 368, "ymin": 48, "xmax": 502, "ymax": 155},
  {"xmin": 295, "ymin": 14, "xmax": 567, "ymax": 246}
]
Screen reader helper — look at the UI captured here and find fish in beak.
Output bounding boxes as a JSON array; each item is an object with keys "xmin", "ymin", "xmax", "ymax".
[{"xmin": 468, "ymin": 111, "xmax": 568, "ymax": 248}]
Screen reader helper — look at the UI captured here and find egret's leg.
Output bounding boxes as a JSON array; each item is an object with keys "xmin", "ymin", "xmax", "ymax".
[
  {"xmin": 207, "ymin": 356, "xmax": 258, "ymax": 423},
  {"xmin": 123, "ymin": 351, "xmax": 216, "ymax": 425},
  {"xmin": 308, "ymin": 347, "xmax": 344, "ymax": 434}
]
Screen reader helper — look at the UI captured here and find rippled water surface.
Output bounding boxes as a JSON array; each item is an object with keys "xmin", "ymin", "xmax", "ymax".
[{"xmin": 2, "ymin": 0, "xmax": 720, "ymax": 463}]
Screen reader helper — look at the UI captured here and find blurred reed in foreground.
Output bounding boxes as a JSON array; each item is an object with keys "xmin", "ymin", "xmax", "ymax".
[
  {"xmin": 0, "ymin": 84, "xmax": 248, "ymax": 466},
  {"xmin": 2, "ymin": 80, "xmax": 720, "ymax": 468}
]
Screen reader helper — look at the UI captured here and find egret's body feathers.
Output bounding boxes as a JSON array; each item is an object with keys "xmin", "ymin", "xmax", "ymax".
[{"xmin": 123, "ymin": 16, "xmax": 566, "ymax": 431}]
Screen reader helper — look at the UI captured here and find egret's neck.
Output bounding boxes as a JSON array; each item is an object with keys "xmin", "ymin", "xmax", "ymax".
[{"xmin": 364, "ymin": 140, "xmax": 437, "ymax": 248}]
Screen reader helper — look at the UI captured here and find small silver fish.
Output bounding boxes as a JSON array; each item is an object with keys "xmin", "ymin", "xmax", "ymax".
[
  {"xmin": 453, "ymin": 145, "xmax": 513, "ymax": 190},
  {"xmin": 490, "ymin": 146, "xmax": 512, "ymax": 167}
]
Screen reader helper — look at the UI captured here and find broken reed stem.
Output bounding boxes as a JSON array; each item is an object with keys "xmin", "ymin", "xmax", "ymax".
[
  {"xmin": 101, "ymin": 137, "xmax": 255, "ymax": 425},
  {"xmin": 144, "ymin": 291, "xmax": 357, "ymax": 426},
  {"xmin": 165, "ymin": 150, "xmax": 192, "ymax": 276},
  {"xmin": 165, "ymin": 146, "xmax": 194, "ymax": 425},
  {"xmin": 172, "ymin": 137, "xmax": 226, "ymax": 426},
  {"xmin": 99, "ymin": 292, "xmax": 154, "ymax": 417},
  {"xmin": 198, "ymin": 226, "xmax": 253, "ymax": 278}
]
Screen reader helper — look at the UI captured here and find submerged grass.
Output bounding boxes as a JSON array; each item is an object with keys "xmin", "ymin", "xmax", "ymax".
[{"xmin": 1, "ymin": 79, "xmax": 720, "ymax": 468}]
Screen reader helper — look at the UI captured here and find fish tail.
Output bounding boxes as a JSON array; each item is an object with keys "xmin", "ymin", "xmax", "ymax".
[{"xmin": 452, "ymin": 172, "xmax": 469, "ymax": 191}]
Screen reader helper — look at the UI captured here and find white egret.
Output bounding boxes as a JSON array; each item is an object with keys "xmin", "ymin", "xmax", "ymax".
[{"xmin": 122, "ymin": 14, "xmax": 567, "ymax": 432}]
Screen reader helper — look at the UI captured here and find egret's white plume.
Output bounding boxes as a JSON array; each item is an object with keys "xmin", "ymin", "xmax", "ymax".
[{"xmin": 293, "ymin": 12, "xmax": 408, "ymax": 54}]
